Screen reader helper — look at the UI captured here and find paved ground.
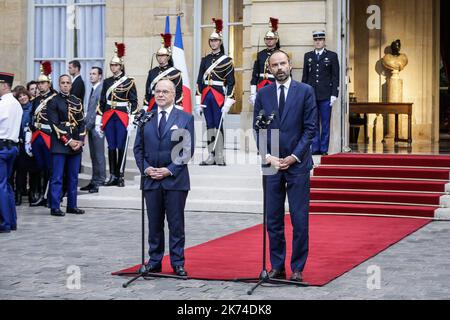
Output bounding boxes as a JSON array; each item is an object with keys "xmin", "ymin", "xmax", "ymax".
[{"xmin": 1, "ymin": 204, "xmax": 450, "ymax": 300}]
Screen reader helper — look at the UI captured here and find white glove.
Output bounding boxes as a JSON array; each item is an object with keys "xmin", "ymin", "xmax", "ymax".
[
  {"xmin": 127, "ymin": 115, "xmax": 136, "ymax": 132},
  {"xmin": 221, "ymin": 97, "xmax": 236, "ymax": 114},
  {"xmin": 25, "ymin": 143, "xmax": 33, "ymax": 157},
  {"xmin": 95, "ymin": 115, "xmax": 104, "ymax": 138},
  {"xmin": 249, "ymin": 85, "xmax": 257, "ymax": 106},
  {"xmin": 330, "ymin": 96, "xmax": 338, "ymax": 106},
  {"xmin": 194, "ymin": 96, "xmax": 205, "ymax": 117}
]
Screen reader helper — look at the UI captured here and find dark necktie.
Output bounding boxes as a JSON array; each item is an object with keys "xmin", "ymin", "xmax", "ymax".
[
  {"xmin": 316, "ymin": 52, "xmax": 320, "ymax": 61},
  {"xmin": 159, "ymin": 111, "xmax": 167, "ymax": 136},
  {"xmin": 279, "ymin": 85, "xmax": 285, "ymax": 117},
  {"xmin": 89, "ymin": 87, "xmax": 94, "ymax": 99}
]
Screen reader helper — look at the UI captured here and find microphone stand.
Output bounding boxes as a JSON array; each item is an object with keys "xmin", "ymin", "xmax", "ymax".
[
  {"xmin": 117, "ymin": 111, "xmax": 187, "ymax": 288},
  {"xmin": 234, "ymin": 112, "xmax": 309, "ymax": 295}
]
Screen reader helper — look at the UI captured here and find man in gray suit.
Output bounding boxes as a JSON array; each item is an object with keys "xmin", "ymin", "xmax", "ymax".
[{"xmin": 80, "ymin": 67, "xmax": 106, "ymax": 193}]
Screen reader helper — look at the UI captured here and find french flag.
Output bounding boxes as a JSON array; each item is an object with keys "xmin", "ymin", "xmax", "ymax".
[{"xmin": 172, "ymin": 15, "xmax": 192, "ymax": 114}]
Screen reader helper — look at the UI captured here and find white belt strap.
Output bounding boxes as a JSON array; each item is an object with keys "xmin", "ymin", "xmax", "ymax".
[
  {"xmin": 203, "ymin": 80, "xmax": 225, "ymax": 87},
  {"xmin": 107, "ymin": 101, "xmax": 129, "ymax": 107}
]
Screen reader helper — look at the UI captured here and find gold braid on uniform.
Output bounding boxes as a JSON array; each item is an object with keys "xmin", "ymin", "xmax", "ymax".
[
  {"xmin": 68, "ymin": 98, "xmax": 86, "ymax": 137},
  {"xmin": 113, "ymin": 78, "xmax": 135, "ymax": 102}
]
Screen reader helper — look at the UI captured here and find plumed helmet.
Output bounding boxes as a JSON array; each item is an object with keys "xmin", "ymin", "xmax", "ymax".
[
  {"xmin": 110, "ymin": 42, "xmax": 126, "ymax": 65},
  {"xmin": 37, "ymin": 61, "xmax": 52, "ymax": 83},
  {"xmin": 209, "ymin": 18, "xmax": 223, "ymax": 41},
  {"xmin": 264, "ymin": 17, "xmax": 279, "ymax": 40},
  {"xmin": 157, "ymin": 33, "xmax": 172, "ymax": 56}
]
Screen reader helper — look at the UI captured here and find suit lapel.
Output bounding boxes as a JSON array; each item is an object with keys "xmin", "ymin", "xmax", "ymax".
[
  {"xmin": 280, "ymin": 80, "xmax": 297, "ymax": 124},
  {"xmin": 269, "ymin": 85, "xmax": 279, "ymax": 125},
  {"xmin": 319, "ymin": 49, "xmax": 328, "ymax": 61},
  {"xmin": 162, "ymin": 108, "xmax": 178, "ymax": 138}
]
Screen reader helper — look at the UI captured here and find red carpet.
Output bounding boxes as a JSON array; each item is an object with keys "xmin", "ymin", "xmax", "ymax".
[
  {"xmin": 113, "ymin": 215, "xmax": 430, "ymax": 286},
  {"xmin": 321, "ymin": 154, "xmax": 450, "ymax": 168},
  {"xmin": 309, "ymin": 153, "xmax": 450, "ymax": 218}
]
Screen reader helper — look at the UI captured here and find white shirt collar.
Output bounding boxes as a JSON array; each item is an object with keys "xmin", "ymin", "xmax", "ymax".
[
  {"xmin": 276, "ymin": 77, "xmax": 292, "ymax": 91},
  {"xmin": 72, "ymin": 74, "xmax": 80, "ymax": 82},
  {"xmin": 158, "ymin": 104, "xmax": 174, "ymax": 117},
  {"xmin": 315, "ymin": 48, "xmax": 325, "ymax": 56},
  {"xmin": 92, "ymin": 82, "xmax": 101, "ymax": 91}
]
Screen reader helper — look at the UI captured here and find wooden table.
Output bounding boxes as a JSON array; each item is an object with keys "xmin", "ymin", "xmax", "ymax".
[{"xmin": 349, "ymin": 102, "xmax": 413, "ymax": 145}]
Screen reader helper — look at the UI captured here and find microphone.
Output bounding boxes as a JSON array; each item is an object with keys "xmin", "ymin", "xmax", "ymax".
[
  {"xmin": 133, "ymin": 109, "xmax": 146, "ymax": 126},
  {"xmin": 255, "ymin": 110, "xmax": 266, "ymax": 130},
  {"xmin": 142, "ymin": 110, "xmax": 157, "ymax": 124},
  {"xmin": 265, "ymin": 111, "xmax": 276, "ymax": 126}
]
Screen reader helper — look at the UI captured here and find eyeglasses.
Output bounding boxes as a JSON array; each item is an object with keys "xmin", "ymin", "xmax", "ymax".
[{"xmin": 155, "ymin": 90, "xmax": 174, "ymax": 95}]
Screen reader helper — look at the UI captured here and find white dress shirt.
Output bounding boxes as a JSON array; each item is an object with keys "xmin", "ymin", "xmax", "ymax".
[
  {"xmin": 266, "ymin": 78, "xmax": 300, "ymax": 163},
  {"xmin": 275, "ymin": 77, "xmax": 292, "ymax": 105},
  {"xmin": 315, "ymin": 48, "xmax": 325, "ymax": 57},
  {"xmin": 0, "ymin": 93, "xmax": 23, "ymax": 143},
  {"xmin": 158, "ymin": 104, "xmax": 174, "ymax": 127}
]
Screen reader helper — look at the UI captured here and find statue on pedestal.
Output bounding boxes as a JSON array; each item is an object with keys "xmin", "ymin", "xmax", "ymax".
[{"xmin": 382, "ymin": 39, "xmax": 408, "ymax": 102}]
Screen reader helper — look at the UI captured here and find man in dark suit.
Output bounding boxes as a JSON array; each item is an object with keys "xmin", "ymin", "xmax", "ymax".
[
  {"xmin": 80, "ymin": 67, "xmax": 105, "ymax": 193},
  {"xmin": 134, "ymin": 79, "xmax": 195, "ymax": 277},
  {"xmin": 254, "ymin": 50, "xmax": 317, "ymax": 282},
  {"xmin": 69, "ymin": 60, "xmax": 86, "ymax": 102},
  {"xmin": 47, "ymin": 75, "xmax": 86, "ymax": 217},
  {"xmin": 302, "ymin": 30, "xmax": 339, "ymax": 156}
]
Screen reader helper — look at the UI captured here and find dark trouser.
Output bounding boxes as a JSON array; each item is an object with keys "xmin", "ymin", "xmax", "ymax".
[
  {"xmin": 104, "ymin": 114, "xmax": 127, "ymax": 179},
  {"xmin": 88, "ymin": 129, "xmax": 106, "ymax": 186},
  {"xmin": 266, "ymin": 171, "xmax": 310, "ymax": 272},
  {"xmin": 50, "ymin": 153, "xmax": 81, "ymax": 210},
  {"xmin": 144, "ymin": 189, "xmax": 188, "ymax": 268},
  {"xmin": 312, "ymin": 99, "xmax": 332, "ymax": 154},
  {"xmin": 0, "ymin": 147, "xmax": 18, "ymax": 231}
]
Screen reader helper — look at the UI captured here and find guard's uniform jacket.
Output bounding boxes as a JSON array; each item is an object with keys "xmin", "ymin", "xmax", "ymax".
[
  {"xmin": 144, "ymin": 65, "xmax": 183, "ymax": 111},
  {"xmin": 30, "ymin": 91, "xmax": 57, "ymax": 153},
  {"xmin": 97, "ymin": 73, "xmax": 139, "ymax": 130},
  {"xmin": 47, "ymin": 92, "xmax": 86, "ymax": 155},
  {"xmin": 302, "ymin": 49, "xmax": 340, "ymax": 101},
  {"xmin": 251, "ymin": 48, "xmax": 276, "ymax": 91},
  {"xmin": 196, "ymin": 51, "xmax": 235, "ymax": 109}
]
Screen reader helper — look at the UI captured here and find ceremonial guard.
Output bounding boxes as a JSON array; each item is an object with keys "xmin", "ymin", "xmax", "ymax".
[
  {"xmin": 27, "ymin": 62, "xmax": 57, "ymax": 207},
  {"xmin": 96, "ymin": 43, "xmax": 139, "ymax": 187},
  {"xmin": 47, "ymin": 75, "xmax": 86, "ymax": 216},
  {"xmin": 144, "ymin": 33, "xmax": 183, "ymax": 112},
  {"xmin": 0, "ymin": 72, "xmax": 23, "ymax": 233},
  {"xmin": 195, "ymin": 18, "xmax": 235, "ymax": 166},
  {"xmin": 249, "ymin": 17, "xmax": 281, "ymax": 106},
  {"xmin": 302, "ymin": 30, "xmax": 340, "ymax": 155}
]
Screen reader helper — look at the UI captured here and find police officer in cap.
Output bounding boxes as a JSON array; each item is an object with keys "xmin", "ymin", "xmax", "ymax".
[
  {"xmin": 47, "ymin": 75, "xmax": 86, "ymax": 216},
  {"xmin": 96, "ymin": 43, "xmax": 139, "ymax": 187},
  {"xmin": 195, "ymin": 18, "xmax": 235, "ymax": 166},
  {"xmin": 144, "ymin": 33, "xmax": 183, "ymax": 112},
  {"xmin": 249, "ymin": 17, "xmax": 281, "ymax": 106},
  {"xmin": 0, "ymin": 72, "xmax": 23, "ymax": 233},
  {"xmin": 302, "ymin": 30, "xmax": 340, "ymax": 155}
]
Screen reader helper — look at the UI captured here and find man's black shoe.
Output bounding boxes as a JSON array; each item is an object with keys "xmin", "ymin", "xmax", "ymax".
[
  {"xmin": 312, "ymin": 151, "xmax": 321, "ymax": 156},
  {"xmin": 0, "ymin": 229, "xmax": 11, "ymax": 233},
  {"xmin": 30, "ymin": 196, "xmax": 47, "ymax": 207},
  {"xmin": 88, "ymin": 186, "xmax": 99, "ymax": 193},
  {"xmin": 145, "ymin": 263, "xmax": 162, "ymax": 273},
  {"xmin": 11, "ymin": 226, "xmax": 17, "ymax": 231},
  {"xmin": 268, "ymin": 269, "xmax": 286, "ymax": 280},
  {"xmin": 67, "ymin": 208, "xmax": 85, "ymax": 215},
  {"xmin": 51, "ymin": 209, "xmax": 65, "ymax": 217},
  {"xmin": 173, "ymin": 265, "xmax": 188, "ymax": 277},
  {"xmin": 80, "ymin": 183, "xmax": 94, "ymax": 191},
  {"xmin": 321, "ymin": 152, "xmax": 328, "ymax": 156}
]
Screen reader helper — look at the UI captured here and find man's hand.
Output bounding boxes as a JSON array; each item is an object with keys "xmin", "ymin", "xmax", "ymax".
[
  {"xmin": 330, "ymin": 96, "xmax": 337, "ymax": 106},
  {"xmin": 279, "ymin": 156, "xmax": 297, "ymax": 171},
  {"xmin": 266, "ymin": 155, "xmax": 281, "ymax": 170},
  {"xmin": 145, "ymin": 167, "xmax": 171, "ymax": 180},
  {"xmin": 69, "ymin": 140, "xmax": 82, "ymax": 151},
  {"xmin": 25, "ymin": 143, "xmax": 33, "ymax": 157}
]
